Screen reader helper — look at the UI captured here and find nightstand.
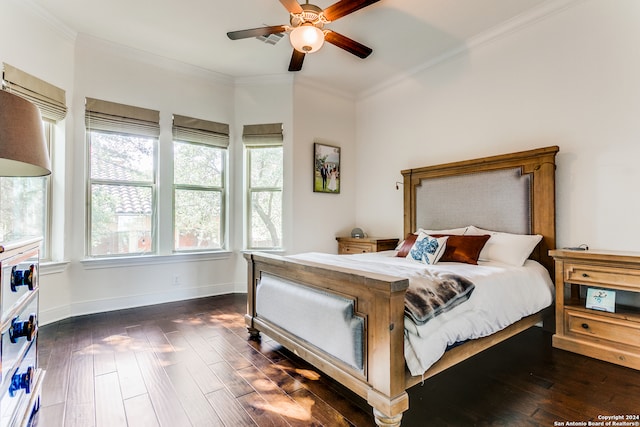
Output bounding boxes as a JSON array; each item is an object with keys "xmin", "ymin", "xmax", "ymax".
[
  {"xmin": 336, "ymin": 237, "xmax": 399, "ymax": 255},
  {"xmin": 549, "ymin": 249, "xmax": 640, "ymax": 370}
]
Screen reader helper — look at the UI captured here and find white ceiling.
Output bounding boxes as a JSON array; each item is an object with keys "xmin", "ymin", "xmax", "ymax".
[{"xmin": 29, "ymin": 0, "xmax": 552, "ymax": 96}]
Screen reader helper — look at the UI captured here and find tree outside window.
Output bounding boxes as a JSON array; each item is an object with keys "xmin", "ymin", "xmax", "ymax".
[
  {"xmin": 88, "ymin": 130, "xmax": 155, "ymax": 256},
  {"xmin": 173, "ymin": 141, "xmax": 226, "ymax": 251},
  {"xmin": 247, "ymin": 146, "xmax": 282, "ymax": 249},
  {"xmin": 0, "ymin": 121, "xmax": 50, "ymax": 257}
]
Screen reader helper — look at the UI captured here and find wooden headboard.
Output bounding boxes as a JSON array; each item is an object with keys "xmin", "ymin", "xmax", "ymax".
[{"xmin": 401, "ymin": 146, "xmax": 559, "ymax": 275}]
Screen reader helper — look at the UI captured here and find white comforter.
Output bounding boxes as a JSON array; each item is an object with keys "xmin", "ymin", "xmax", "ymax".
[{"xmin": 288, "ymin": 251, "xmax": 554, "ymax": 377}]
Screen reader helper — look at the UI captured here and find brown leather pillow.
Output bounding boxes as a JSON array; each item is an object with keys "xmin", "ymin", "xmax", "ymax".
[
  {"xmin": 432, "ymin": 234, "xmax": 491, "ymax": 265},
  {"xmin": 396, "ymin": 233, "xmax": 418, "ymax": 257}
]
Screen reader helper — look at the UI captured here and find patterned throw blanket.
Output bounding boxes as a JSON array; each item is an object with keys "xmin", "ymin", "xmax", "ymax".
[
  {"xmin": 287, "ymin": 252, "xmax": 476, "ymax": 327},
  {"xmin": 404, "ymin": 272, "xmax": 475, "ymax": 326}
]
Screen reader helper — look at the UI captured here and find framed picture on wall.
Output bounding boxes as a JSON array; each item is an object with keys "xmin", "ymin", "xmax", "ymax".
[{"xmin": 314, "ymin": 142, "xmax": 341, "ymax": 193}]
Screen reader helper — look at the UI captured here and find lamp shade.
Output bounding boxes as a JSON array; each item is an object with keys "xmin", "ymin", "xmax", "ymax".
[
  {"xmin": 289, "ymin": 24, "xmax": 325, "ymax": 53},
  {"xmin": 0, "ymin": 90, "xmax": 51, "ymax": 176}
]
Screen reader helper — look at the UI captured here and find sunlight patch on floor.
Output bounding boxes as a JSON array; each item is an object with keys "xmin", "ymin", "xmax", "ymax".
[
  {"xmin": 173, "ymin": 316, "xmax": 204, "ymax": 326},
  {"xmin": 252, "ymin": 393, "xmax": 315, "ymax": 422},
  {"xmin": 206, "ymin": 312, "xmax": 246, "ymax": 328}
]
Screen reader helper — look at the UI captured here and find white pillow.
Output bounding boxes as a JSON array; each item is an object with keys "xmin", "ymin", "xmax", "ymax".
[
  {"xmin": 397, "ymin": 227, "xmax": 466, "ymax": 251},
  {"xmin": 417, "ymin": 227, "xmax": 468, "ymax": 235},
  {"xmin": 465, "ymin": 225, "xmax": 542, "ymax": 266},
  {"xmin": 406, "ymin": 232, "xmax": 448, "ymax": 265}
]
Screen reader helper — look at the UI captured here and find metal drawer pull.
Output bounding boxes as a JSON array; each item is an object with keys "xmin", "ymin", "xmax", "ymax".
[
  {"xmin": 582, "ymin": 273, "xmax": 589, "ymax": 278},
  {"xmin": 581, "ymin": 323, "xmax": 589, "ymax": 329},
  {"xmin": 9, "ymin": 314, "xmax": 37, "ymax": 343},
  {"xmin": 9, "ymin": 366, "xmax": 33, "ymax": 397},
  {"xmin": 10, "ymin": 265, "xmax": 36, "ymax": 292}
]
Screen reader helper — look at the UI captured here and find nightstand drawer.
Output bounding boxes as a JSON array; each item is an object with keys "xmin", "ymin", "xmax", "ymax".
[
  {"xmin": 339, "ymin": 243, "xmax": 372, "ymax": 254},
  {"xmin": 336, "ymin": 237, "xmax": 399, "ymax": 255},
  {"xmin": 566, "ymin": 309, "xmax": 640, "ymax": 347},
  {"xmin": 565, "ymin": 263, "xmax": 640, "ymax": 290}
]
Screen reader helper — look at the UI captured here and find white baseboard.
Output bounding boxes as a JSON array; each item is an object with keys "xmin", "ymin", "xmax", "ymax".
[
  {"xmin": 40, "ymin": 304, "xmax": 73, "ymax": 326},
  {"xmin": 39, "ymin": 282, "xmax": 245, "ymax": 326}
]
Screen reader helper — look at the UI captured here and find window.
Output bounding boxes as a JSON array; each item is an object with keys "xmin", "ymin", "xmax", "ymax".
[
  {"xmin": 243, "ymin": 124, "xmax": 283, "ymax": 250},
  {"xmin": 0, "ymin": 123, "xmax": 50, "ymax": 251},
  {"xmin": 172, "ymin": 115, "xmax": 229, "ymax": 252},
  {"xmin": 88, "ymin": 131, "xmax": 155, "ymax": 256},
  {"xmin": 86, "ymin": 98, "xmax": 159, "ymax": 257},
  {"xmin": 1, "ymin": 63, "xmax": 67, "ymax": 259}
]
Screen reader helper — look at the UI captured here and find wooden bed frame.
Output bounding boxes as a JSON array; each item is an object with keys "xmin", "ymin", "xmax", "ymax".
[{"xmin": 245, "ymin": 146, "xmax": 559, "ymax": 426}]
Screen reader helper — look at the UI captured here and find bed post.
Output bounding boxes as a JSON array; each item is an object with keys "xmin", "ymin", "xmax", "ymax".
[
  {"xmin": 403, "ymin": 169, "xmax": 413, "ymax": 238},
  {"xmin": 244, "ymin": 252, "xmax": 260, "ymax": 340},
  {"xmin": 366, "ymin": 275, "xmax": 410, "ymax": 426}
]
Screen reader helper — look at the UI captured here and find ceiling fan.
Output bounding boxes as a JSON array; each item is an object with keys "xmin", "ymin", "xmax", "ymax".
[{"xmin": 227, "ymin": 0, "xmax": 380, "ymax": 71}]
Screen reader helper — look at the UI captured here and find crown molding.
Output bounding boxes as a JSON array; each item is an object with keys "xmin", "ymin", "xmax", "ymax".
[
  {"xmin": 294, "ymin": 76, "xmax": 356, "ymax": 102},
  {"xmin": 19, "ymin": 0, "xmax": 77, "ymax": 42},
  {"xmin": 233, "ymin": 74, "xmax": 294, "ymax": 88},
  {"xmin": 76, "ymin": 34, "xmax": 234, "ymax": 85},
  {"xmin": 359, "ymin": 0, "xmax": 585, "ymax": 100}
]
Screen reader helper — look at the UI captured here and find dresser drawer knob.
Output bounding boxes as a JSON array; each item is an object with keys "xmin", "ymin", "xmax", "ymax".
[
  {"xmin": 9, "ymin": 366, "xmax": 33, "ymax": 397},
  {"xmin": 9, "ymin": 314, "xmax": 37, "ymax": 343},
  {"xmin": 581, "ymin": 323, "xmax": 589, "ymax": 329},
  {"xmin": 10, "ymin": 265, "xmax": 36, "ymax": 292}
]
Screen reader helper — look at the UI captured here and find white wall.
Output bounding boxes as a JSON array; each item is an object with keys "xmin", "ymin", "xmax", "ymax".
[
  {"xmin": 2, "ymin": 0, "xmax": 358, "ymax": 324},
  {"xmin": 232, "ymin": 79, "xmax": 357, "ymax": 255},
  {"xmin": 1, "ymin": 0, "xmax": 76, "ymax": 323},
  {"xmin": 291, "ymin": 83, "xmax": 357, "ymax": 253},
  {"xmin": 232, "ymin": 76, "xmax": 294, "ymax": 258},
  {"xmin": 355, "ymin": 0, "xmax": 640, "ymax": 254},
  {"xmin": 56, "ymin": 35, "xmax": 244, "ymax": 321}
]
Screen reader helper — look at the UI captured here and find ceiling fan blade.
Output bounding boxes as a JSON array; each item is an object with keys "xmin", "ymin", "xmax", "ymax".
[
  {"xmin": 227, "ymin": 25, "xmax": 287, "ymax": 40},
  {"xmin": 324, "ymin": 31, "xmax": 372, "ymax": 58},
  {"xmin": 322, "ymin": 0, "xmax": 380, "ymax": 22},
  {"xmin": 279, "ymin": 0, "xmax": 303, "ymax": 14},
  {"xmin": 288, "ymin": 49, "xmax": 306, "ymax": 71}
]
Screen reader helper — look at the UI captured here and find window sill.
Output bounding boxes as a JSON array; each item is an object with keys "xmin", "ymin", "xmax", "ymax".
[
  {"xmin": 240, "ymin": 249, "xmax": 286, "ymax": 258},
  {"xmin": 40, "ymin": 260, "xmax": 71, "ymax": 275},
  {"xmin": 80, "ymin": 251, "xmax": 233, "ymax": 270}
]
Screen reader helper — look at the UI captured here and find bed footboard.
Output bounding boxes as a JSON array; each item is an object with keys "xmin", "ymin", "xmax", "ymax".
[{"xmin": 245, "ymin": 252, "xmax": 410, "ymax": 426}]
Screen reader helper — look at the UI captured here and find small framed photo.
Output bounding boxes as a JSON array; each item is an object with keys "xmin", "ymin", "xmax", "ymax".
[
  {"xmin": 585, "ymin": 288, "xmax": 616, "ymax": 313},
  {"xmin": 314, "ymin": 142, "xmax": 340, "ymax": 193}
]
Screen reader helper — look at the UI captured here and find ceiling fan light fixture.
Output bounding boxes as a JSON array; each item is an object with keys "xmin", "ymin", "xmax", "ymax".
[
  {"xmin": 289, "ymin": 24, "xmax": 324, "ymax": 53},
  {"xmin": 227, "ymin": 0, "xmax": 379, "ymax": 71}
]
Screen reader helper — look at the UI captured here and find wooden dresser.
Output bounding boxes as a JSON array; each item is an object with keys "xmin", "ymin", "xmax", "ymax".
[
  {"xmin": 550, "ymin": 249, "xmax": 640, "ymax": 370},
  {"xmin": 336, "ymin": 236, "xmax": 399, "ymax": 255},
  {"xmin": 1, "ymin": 238, "xmax": 44, "ymax": 427}
]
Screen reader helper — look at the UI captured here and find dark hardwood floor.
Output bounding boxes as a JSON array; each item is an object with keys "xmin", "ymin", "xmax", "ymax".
[{"xmin": 34, "ymin": 294, "xmax": 640, "ymax": 427}]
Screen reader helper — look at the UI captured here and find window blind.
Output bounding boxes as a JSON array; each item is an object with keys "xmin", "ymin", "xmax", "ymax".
[
  {"xmin": 2, "ymin": 63, "xmax": 67, "ymax": 122},
  {"xmin": 242, "ymin": 123, "xmax": 283, "ymax": 146},
  {"xmin": 173, "ymin": 114, "xmax": 229, "ymax": 148},
  {"xmin": 85, "ymin": 97, "xmax": 160, "ymax": 138}
]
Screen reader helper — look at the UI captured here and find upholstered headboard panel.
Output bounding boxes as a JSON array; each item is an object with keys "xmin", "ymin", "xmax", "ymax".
[
  {"xmin": 415, "ymin": 167, "xmax": 532, "ymax": 235},
  {"xmin": 402, "ymin": 146, "xmax": 559, "ymax": 275}
]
